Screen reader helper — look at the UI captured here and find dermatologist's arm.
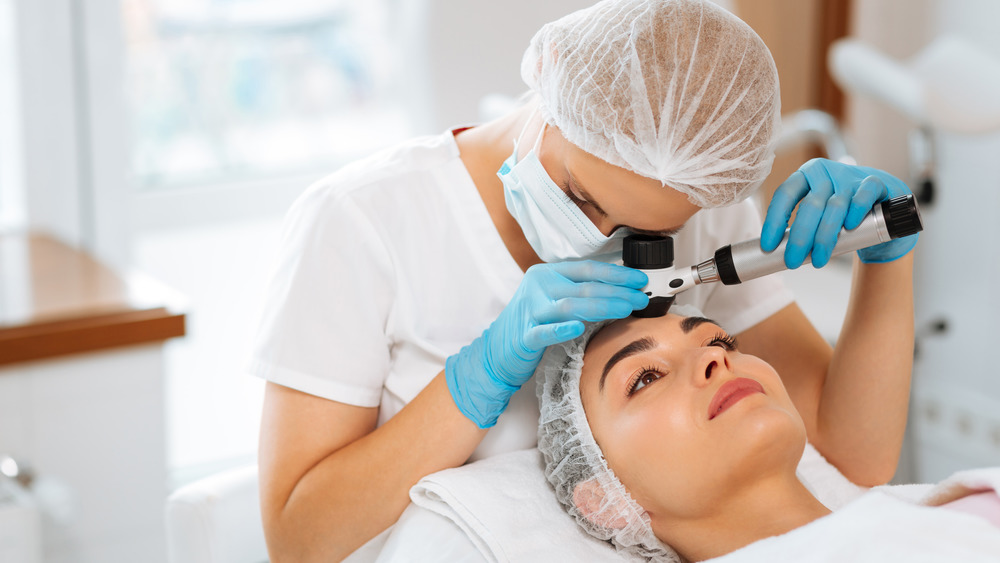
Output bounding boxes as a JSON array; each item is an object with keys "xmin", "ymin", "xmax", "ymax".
[
  {"xmin": 821, "ymin": 254, "xmax": 914, "ymax": 482},
  {"xmin": 740, "ymin": 158, "xmax": 918, "ymax": 486},
  {"xmin": 737, "ymin": 254, "xmax": 913, "ymax": 487},
  {"xmin": 259, "ymin": 375, "xmax": 485, "ymax": 563},
  {"xmin": 258, "ymin": 261, "xmax": 649, "ymax": 562}
]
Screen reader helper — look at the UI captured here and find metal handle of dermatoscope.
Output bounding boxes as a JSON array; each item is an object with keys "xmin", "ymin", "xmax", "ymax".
[{"xmin": 707, "ymin": 194, "xmax": 922, "ymax": 285}]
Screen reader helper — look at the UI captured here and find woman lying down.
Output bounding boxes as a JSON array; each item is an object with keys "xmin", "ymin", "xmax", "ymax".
[{"xmin": 535, "ymin": 307, "xmax": 1000, "ymax": 561}]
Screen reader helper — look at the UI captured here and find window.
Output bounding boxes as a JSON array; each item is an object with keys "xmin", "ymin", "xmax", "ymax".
[
  {"xmin": 116, "ymin": 0, "xmax": 426, "ymax": 482},
  {"xmin": 122, "ymin": 0, "xmax": 415, "ymax": 189}
]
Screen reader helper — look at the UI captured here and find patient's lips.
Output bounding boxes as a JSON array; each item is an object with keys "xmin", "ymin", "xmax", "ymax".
[{"xmin": 708, "ymin": 378, "xmax": 764, "ymax": 420}]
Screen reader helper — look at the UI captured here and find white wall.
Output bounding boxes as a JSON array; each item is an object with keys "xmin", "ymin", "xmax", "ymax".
[
  {"xmin": 848, "ymin": 0, "xmax": 933, "ymax": 178},
  {"xmin": 849, "ymin": 0, "xmax": 1000, "ymax": 481},
  {"xmin": 10, "ymin": 0, "xmax": 84, "ymax": 247},
  {"xmin": 420, "ymin": 0, "xmax": 594, "ymax": 131},
  {"xmin": 3, "ymin": 0, "xmax": 131, "ymax": 267},
  {"xmin": 0, "ymin": 0, "xmax": 26, "ymax": 233}
]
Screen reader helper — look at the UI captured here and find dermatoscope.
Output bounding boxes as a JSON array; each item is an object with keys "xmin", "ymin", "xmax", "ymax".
[{"xmin": 624, "ymin": 194, "xmax": 923, "ymax": 317}]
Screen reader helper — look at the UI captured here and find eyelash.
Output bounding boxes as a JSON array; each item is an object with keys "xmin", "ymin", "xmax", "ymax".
[
  {"xmin": 624, "ymin": 332, "xmax": 738, "ymax": 396},
  {"xmin": 709, "ymin": 332, "xmax": 738, "ymax": 351},
  {"xmin": 626, "ymin": 365, "xmax": 665, "ymax": 396},
  {"xmin": 561, "ymin": 180, "xmax": 589, "ymax": 208}
]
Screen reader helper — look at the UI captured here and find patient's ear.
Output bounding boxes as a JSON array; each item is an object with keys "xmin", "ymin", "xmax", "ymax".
[{"xmin": 572, "ymin": 478, "xmax": 630, "ymax": 529}]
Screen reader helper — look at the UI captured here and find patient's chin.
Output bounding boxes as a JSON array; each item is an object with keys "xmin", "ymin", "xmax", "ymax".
[{"xmin": 734, "ymin": 407, "xmax": 808, "ymax": 474}]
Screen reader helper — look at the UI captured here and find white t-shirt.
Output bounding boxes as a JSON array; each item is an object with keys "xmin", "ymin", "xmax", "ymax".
[{"xmin": 249, "ymin": 130, "xmax": 794, "ymax": 460}]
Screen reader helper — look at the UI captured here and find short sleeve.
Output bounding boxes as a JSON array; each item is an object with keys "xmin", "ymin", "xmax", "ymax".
[{"xmin": 248, "ymin": 181, "xmax": 395, "ymax": 407}]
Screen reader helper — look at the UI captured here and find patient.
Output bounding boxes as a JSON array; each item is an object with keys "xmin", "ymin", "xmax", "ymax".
[{"xmin": 536, "ymin": 308, "xmax": 1000, "ymax": 562}]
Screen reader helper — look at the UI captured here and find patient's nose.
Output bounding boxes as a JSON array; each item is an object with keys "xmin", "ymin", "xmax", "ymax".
[{"xmin": 694, "ymin": 347, "xmax": 732, "ymax": 386}]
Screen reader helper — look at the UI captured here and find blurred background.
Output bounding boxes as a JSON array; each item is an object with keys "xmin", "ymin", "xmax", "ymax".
[{"xmin": 1, "ymin": 0, "xmax": 999, "ymax": 561}]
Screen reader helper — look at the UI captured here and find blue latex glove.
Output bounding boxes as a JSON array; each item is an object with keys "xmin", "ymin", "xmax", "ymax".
[
  {"xmin": 762, "ymin": 158, "xmax": 919, "ymax": 268},
  {"xmin": 446, "ymin": 261, "xmax": 649, "ymax": 428}
]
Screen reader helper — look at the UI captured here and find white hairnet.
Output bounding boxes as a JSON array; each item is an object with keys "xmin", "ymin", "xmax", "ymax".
[
  {"xmin": 522, "ymin": 0, "xmax": 781, "ymax": 208},
  {"xmin": 536, "ymin": 305, "xmax": 703, "ymax": 561}
]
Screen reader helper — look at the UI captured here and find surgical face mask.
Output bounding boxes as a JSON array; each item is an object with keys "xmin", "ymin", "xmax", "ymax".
[{"xmin": 498, "ymin": 121, "xmax": 625, "ymax": 263}]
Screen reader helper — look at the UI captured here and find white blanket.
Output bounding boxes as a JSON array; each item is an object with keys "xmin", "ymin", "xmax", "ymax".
[
  {"xmin": 709, "ymin": 467, "xmax": 1000, "ymax": 562},
  {"xmin": 406, "ymin": 444, "xmax": 882, "ymax": 562}
]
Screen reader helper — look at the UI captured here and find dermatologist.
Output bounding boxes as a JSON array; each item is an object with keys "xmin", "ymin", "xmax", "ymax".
[{"xmin": 251, "ymin": 0, "xmax": 918, "ymax": 561}]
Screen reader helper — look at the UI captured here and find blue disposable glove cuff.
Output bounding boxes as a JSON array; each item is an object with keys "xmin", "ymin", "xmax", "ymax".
[
  {"xmin": 446, "ymin": 336, "xmax": 520, "ymax": 429},
  {"xmin": 857, "ymin": 233, "xmax": 919, "ymax": 264}
]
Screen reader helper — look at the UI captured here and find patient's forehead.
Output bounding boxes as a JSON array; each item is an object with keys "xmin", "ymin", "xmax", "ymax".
[{"xmin": 585, "ymin": 314, "xmax": 687, "ymax": 357}]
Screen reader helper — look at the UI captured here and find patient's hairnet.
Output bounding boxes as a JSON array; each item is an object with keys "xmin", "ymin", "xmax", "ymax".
[
  {"xmin": 522, "ymin": 0, "xmax": 781, "ymax": 208},
  {"xmin": 536, "ymin": 305, "xmax": 703, "ymax": 561}
]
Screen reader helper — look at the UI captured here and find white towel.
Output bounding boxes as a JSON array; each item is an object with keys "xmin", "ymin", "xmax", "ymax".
[
  {"xmin": 794, "ymin": 442, "xmax": 868, "ymax": 510},
  {"xmin": 410, "ymin": 448, "xmax": 625, "ymax": 562},
  {"xmin": 409, "ymin": 443, "xmax": 869, "ymax": 562}
]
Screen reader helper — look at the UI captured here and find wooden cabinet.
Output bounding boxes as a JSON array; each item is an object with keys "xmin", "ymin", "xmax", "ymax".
[{"xmin": 0, "ymin": 233, "xmax": 185, "ymax": 563}]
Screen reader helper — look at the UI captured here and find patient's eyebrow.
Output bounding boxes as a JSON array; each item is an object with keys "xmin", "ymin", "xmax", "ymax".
[
  {"xmin": 600, "ymin": 336, "xmax": 657, "ymax": 392},
  {"xmin": 680, "ymin": 316, "xmax": 720, "ymax": 334}
]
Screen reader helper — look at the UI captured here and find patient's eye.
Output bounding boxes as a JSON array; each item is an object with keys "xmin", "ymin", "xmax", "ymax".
[
  {"xmin": 708, "ymin": 332, "xmax": 738, "ymax": 351},
  {"xmin": 626, "ymin": 367, "xmax": 665, "ymax": 396}
]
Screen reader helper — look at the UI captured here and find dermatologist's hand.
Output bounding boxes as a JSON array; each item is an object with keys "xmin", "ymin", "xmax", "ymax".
[
  {"xmin": 761, "ymin": 158, "xmax": 919, "ymax": 268},
  {"xmin": 446, "ymin": 261, "xmax": 649, "ymax": 428}
]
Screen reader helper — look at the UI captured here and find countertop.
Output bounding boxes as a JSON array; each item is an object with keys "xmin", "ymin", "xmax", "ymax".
[{"xmin": 0, "ymin": 232, "xmax": 186, "ymax": 366}]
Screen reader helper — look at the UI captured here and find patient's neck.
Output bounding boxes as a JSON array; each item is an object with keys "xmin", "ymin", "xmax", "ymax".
[{"xmin": 653, "ymin": 475, "xmax": 831, "ymax": 562}]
